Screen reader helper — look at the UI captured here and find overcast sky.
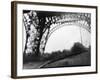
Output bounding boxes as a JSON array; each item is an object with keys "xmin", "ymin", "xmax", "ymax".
[{"xmin": 44, "ymin": 25, "xmax": 90, "ymax": 53}]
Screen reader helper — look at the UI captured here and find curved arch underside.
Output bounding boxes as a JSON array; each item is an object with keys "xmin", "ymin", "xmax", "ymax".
[
  {"xmin": 48, "ymin": 19, "xmax": 90, "ymax": 39},
  {"xmin": 40, "ymin": 14, "xmax": 91, "ymax": 54}
]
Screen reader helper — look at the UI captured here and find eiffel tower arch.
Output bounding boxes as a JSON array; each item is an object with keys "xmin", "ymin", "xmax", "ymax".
[{"xmin": 23, "ymin": 10, "xmax": 91, "ymax": 57}]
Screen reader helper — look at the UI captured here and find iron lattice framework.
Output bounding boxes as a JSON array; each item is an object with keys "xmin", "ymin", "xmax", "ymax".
[{"xmin": 23, "ymin": 10, "xmax": 91, "ymax": 56}]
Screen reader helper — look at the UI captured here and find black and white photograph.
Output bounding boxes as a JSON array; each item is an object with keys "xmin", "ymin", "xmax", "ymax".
[
  {"xmin": 23, "ymin": 10, "xmax": 91, "ymax": 69},
  {"xmin": 11, "ymin": 1, "xmax": 97, "ymax": 78}
]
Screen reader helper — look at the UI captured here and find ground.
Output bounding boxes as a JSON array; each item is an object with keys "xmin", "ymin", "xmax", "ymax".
[{"xmin": 23, "ymin": 51, "xmax": 90, "ymax": 69}]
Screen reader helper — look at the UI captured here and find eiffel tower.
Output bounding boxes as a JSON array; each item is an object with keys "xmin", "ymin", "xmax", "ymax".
[{"xmin": 23, "ymin": 10, "xmax": 91, "ymax": 57}]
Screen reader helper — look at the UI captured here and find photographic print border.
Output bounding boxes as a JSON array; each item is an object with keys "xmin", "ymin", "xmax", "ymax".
[{"xmin": 11, "ymin": 1, "xmax": 98, "ymax": 78}]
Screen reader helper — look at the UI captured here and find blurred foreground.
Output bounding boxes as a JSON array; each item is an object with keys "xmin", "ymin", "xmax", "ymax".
[{"xmin": 23, "ymin": 42, "xmax": 91, "ymax": 69}]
